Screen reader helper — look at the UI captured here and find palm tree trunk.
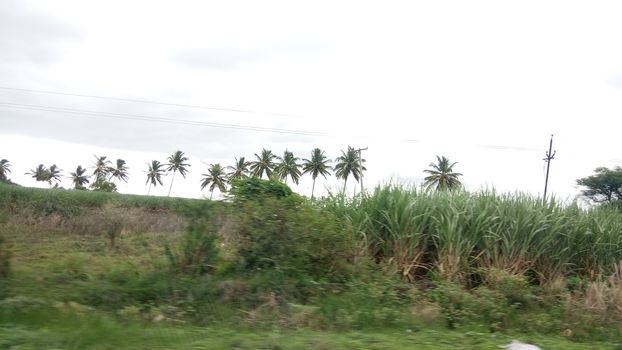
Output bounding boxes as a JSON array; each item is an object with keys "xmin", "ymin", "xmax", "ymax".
[
  {"xmin": 147, "ymin": 182, "xmax": 152, "ymax": 195},
  {"xmin": 311, "ymin": 178, "xmax": 316, "ymax": 200},
  {"xmin": 343, "ymin": 177, "xmax": 348, "ymax": 195},
  {"xmin": 210, "ymin": 189, "xmax": 214, "ymax": 200},
  {"xmin": 167, "ymin": 171, "xmax": 176, "ymax": 197}
]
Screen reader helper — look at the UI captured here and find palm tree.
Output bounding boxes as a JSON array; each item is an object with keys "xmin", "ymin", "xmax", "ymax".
[
  {"xmin": 166, "ymin": 150, "xmax": 191, "ymax": 196},
  {"xmin": 334, "ymin": 146, "xmax": 366, "ymax": 194},
  {"xmin": 275, "ymin": 150, "xmax": 301, "ymax": 185},
  {"xmin": 48, "ymin": 164, "xmax": 63, "ymax": 187},
  {"xmin": 26, "ymin": 164, "xmax": 50, "ymax": 186},
  {"xmin": 423, "ymin": 155, "xmax": 463, "ymax": 192},
  {"xmin": 0, "ymin": 159, "xmax": 11, "ymax": 182},
  {"xmin": 69, "ymin": 165, "xmax": 90, "ymax": 189},
  {"xmin": 302, "ymin": 148, "xmax": 332, "ymax": 199},
  {"xmin": 250, "ymin": 148, "xmax": 276, "ymax": 179},
  {"xmin": 93, "ymin": 155, "xmax": 113, "ymax": 181},
  {"xmin": 109, "ymin": 159, "xmax": 129, "ymax": 183},
  {"xmin": 145, "ymin": 160, "xmax": 165, "ymax": 195},
  {"xmin": 201, "ymin": 163, "xmax": 227, "ymax": 199},
  {"xmin": 227, "ymin": 156, "xmax": 250, "ymax": 183}
]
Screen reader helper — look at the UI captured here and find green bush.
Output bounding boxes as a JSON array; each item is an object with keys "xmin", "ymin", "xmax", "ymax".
[
  {"xmin": 166, "ymin": 227, "xmax": 219, "ymax": 276},
  {"xmin": 166, "ymin": 201, "xmax": 221, "ymax": 276},
  {"xmin": 229, "ymin": 177, "xmax": 293, "ymax": 200},
  {"xmin": 227, "ymin": 196, "xmax": 354, "ymax": 293},
  {"xmin": 315, "ymin": 271, "xmax": 416, "ymax": 330}
]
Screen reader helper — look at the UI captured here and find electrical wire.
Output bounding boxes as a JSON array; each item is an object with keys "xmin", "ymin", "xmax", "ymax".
[
  {"xmin": 0, "ymin": 100, "xmax": 594, "ymax": 156},
  {"xmin": 0, "ymin": 86, "xmax": 304, "ymax": 118},
  {"xmin": 0, "ymin": 102, "xmax": 328, "ymax": 137}
]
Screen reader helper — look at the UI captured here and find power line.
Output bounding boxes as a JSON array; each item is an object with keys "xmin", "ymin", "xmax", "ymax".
[
  {"xmin": 0, "ymin": 102, "xmax": 329, "ymax": 137},
  {"xmin": 0, "ymin": 86, "xmax": 304, "ymax": 118},
  {"xmin": 0, "ymin": 101, "xmax": 564, "ymax": 154}
]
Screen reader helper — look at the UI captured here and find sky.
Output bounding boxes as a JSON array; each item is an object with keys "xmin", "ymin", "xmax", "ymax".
[{"xmin": 1, "ymin": 0, "xmax": 621, "ymax": 201}]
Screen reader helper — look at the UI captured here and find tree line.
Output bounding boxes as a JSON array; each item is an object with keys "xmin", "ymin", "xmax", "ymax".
[{"xmin": 0, "ymin": 149, "xmax": 466, "ymax": 198}]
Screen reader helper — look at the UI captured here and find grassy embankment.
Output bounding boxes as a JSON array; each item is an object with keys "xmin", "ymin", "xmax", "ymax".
[{"xmin": 1, "ymin": 181, "xmax": 622, "ymax": 349}]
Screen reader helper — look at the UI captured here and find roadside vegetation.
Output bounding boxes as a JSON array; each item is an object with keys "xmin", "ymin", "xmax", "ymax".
[{"xmin": 1, "ymin": 178, "xmax": 622, "ymax": 348}]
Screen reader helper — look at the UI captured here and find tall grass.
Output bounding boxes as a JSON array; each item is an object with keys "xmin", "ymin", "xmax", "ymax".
[{"xmin": 321, "ymin": 184, "xmax": 622, "ymax": 285}]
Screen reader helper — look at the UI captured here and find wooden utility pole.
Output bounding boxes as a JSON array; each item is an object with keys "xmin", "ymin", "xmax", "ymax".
[
  {"xmin": 355, "ymin": 147, "xmax": 368, "ymax": 195},
  {"xmin": 543, "ymin": 134, "xmax": 556, "ymax": 203}
]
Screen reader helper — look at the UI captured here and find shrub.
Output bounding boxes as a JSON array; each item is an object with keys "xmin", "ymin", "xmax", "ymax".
[
  {"xmin": 166, "ymin": 227, "xmax": 219, "ymax": 276},
  {"xmin": 229, "ymin": 177, "xmax": 293, "ymax": 201},
  {"xmin": 226, "ymin": 196, "xmax": 354, "ymax": 294},
  {"xmin": 166, "ymin": 202, "xmax": 221, "ymax": 276},
  {"xmin": 479, "ymin": 268, "xmax": 535, "ymax": 306},
  {"xmin": 315, "ymin": 271, "xmax": 416, "ymax": 330}
]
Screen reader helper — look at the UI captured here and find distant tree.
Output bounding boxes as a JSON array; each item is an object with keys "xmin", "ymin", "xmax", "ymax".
[
  {"xmin": 166, "ymin": 150, "xmax": 190, "ymax": 197},
  {"xmin": 69, "ymin": 165, "xmax": 90, "ymax": 190},
  {"xmin": 109, "ymin": 159, "xmax": 129, "ymax": 184},
  {"xmin": 302, "ymin": 148, "xmax": 332, "ymax": 199},
  {"xmin": 577, "ymin": 166, "xmax": 622, "ymax": 203},
  {"xmin": 93, "ymin": 155, "xmax": 113, "ymax": 181},
  {"xmin": 0, "ymin": 159, "xmax": 11, "ymax": 182},
  {"xmin": 91, "ymin": 178, "xmax": 117, "ymax": 192},
  {"xmin": 47, "ymin": 164, "xmax": 63, "ymax": 187},
  {"xmin": 275, "ymin": 150, "xmax": 301, "ymax": 185},
  {"xmin": 201, "ymin": 163, "xmax": 227, "ymax": 199},
  {"xmin": 145, "ymin": 160, "xmax": 166, "ymax": 195},
  {"xmin": 227, "ymin": 156, "xmax": 250, "ymax": 183},
  {"xmin": 25, "ymin": 164, "xmax": 50, "ymax": 186},
  {"xmin": 334, "ymin": 146, "xmax": 366, "ymax": 194},
  {"xmin": 423, "ymin": 155, "xmax": 462, "ymax": 192},
  {"xmin": 250, "ymin": 149, "xmax": 277, "ymax": 179}
]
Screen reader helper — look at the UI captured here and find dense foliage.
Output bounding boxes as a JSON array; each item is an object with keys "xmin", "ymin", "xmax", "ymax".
[{"xmin": 577, "ymin": 166, "xmax": 622, "ymax": 204}]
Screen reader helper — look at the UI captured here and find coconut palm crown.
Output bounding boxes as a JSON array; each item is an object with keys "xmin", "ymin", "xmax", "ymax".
[
  {"xmin": 302, "ymin": 148, "xmax": 332, "ymax": 199},
  {"xmin": 423, "ymin": 155, "xmax": 463, "ymax": 191},
  {"xmin": 275, "ymin": 150, "xmax": 301, "ymax": 184}
]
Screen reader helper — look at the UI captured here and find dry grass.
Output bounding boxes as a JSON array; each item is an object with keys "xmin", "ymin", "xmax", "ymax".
[{"xmin": 2, "ymin": 205, "xmax": 186, "ymax": 237}]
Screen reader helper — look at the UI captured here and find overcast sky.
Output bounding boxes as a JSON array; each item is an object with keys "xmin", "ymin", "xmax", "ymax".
[{"xmin": 1, "ymin": 0, "xmax": 621, "ymax": 201}]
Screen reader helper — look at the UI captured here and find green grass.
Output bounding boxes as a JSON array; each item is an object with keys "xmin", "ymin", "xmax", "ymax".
[
  {"xmin": 1, "ymin": 315, "xmax": 618, "ymax": 350},
  {"xmin": 0, "ymin": 181, "xmax": 207, "ymax": 216}
]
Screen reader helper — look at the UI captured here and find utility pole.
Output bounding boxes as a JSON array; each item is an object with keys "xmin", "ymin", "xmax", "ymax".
[
  {"xmin": 543, "ymin": 134, "xmax": 556, "ymax": 203},
  {"xmin": 355, "ymin": 147, "xmax": 368, "ymax": 195}
]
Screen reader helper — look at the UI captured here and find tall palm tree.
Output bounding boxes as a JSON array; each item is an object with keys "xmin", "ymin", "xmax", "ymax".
[
  {"xmin": 250, "ymin": 148, "xmax": 276, "ymax": 179},
  {"xmin": 423, "ymin": 155, "xmax": 463, "ymax": 192},
  {"xmin": 334, "ymin": 146, "xmax": 366, "ymax": 194},
  {"xmin": 0, "ymin": 159, "xmax": 11, "ymax": 182},
  {"xmin": 108, "ymin": 159, "xmax": 129, "ymax": 184},
  {"xmin": 227, "ymin": 156, "xmax": 250, "ymax": 183},
  {"xmin": 166, "ymin": 150, "xmax": 191, "ymax": 196},
  {"xmin": 201, "ymin": 163, "xmax": 227, "ymax": 199},
  {"xmin": 26, "ymin": 164, "xmax": 50, "ymax": 186},
  {"xmin": 48, "ymin": 164, "xmax": 63, "ymax": 187},
  {"xmin": 145, "ymin": 160, "xmax": 166, "ymax": 195},
  {"xmin": 69, "ymin": 165, "xmax": 90, "ymax": 189},
  {"xmin": 275, "ymin": 150, "xmax": 301, "ymax": 185},
  {"xmin": 302, "ymin": 148, "xmax": 332, "ymax": 199},
  {"xmin": 93, "ymin": 155, "xmax": 113, "ymax": 181}
]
